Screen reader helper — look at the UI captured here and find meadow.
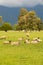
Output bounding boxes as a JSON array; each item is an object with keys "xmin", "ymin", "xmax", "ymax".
[{"xmin": 0, "ymin": 31, "xmax": 43, "ymax": 65}]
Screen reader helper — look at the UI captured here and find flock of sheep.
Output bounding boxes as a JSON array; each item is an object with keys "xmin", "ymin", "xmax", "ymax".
[{"xmin": 0, "ymin": 33, "xmax": 42, "ymax": 46}]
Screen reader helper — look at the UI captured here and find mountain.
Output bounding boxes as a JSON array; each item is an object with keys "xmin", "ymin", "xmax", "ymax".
[{"xmin": 0, "ymin": 5, "xmax": 43, "ymax": 25}]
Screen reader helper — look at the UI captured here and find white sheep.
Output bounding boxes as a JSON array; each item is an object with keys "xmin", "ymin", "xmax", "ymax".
[
  {"xmin": 37, "ymin": 39, "xmax": 42, "ymax": 42},
  {"xmin": 25, "ymin": 39, "xmax": 30, "ymax": 44},
  {"xmin": 33, "ymin": 38, "xmax": 37, "ymax": 41},
  {"xmin": 33, "ymin": 37, "xmax": 42, "ymax": 42},
  {"xmin": 22, "ymin": 30, "xmax": 25, "ymax": 32},
  {"xmin": 3, "ymin": 41, "xmax": 9, "ymax": 44},
  {"xmin": 0, "ymin": 35, "xmax": 6, "ymax": 39},
  {"xmin": 11, "ymin": 41, "xmax": 20, "ymax": 45},
  {"xmin": 31, "ymin": 40, "xmax": 38, "ymax": 44},
  {"xmin": 18, "ymin": 37, "xmax": 23, "ymax": 41}
]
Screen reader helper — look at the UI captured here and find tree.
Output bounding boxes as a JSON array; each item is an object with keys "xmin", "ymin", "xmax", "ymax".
[
  {"xmin": 17, "ymin": 8, "xmax": 43, "ymax": 31},
  {"xmin": 18, "ymin": 8, "xmax": 29, "ymax": 30},
  {"xmin": 18, "ymin": 8, "xmax": 28, "ymax": 21},
  {"xmin": 1, "ymin": 22, "xmax": 13, "ymax": 32},
  {"xmin": 19, "ymin": 8, "xmax": 28, "ymax": 16}
]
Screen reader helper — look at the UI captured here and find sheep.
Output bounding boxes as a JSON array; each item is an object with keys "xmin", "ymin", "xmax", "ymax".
[
  {"xmin": 18, "ymin": 37, "xmax": 23, "ymax": 41},
  {"xmin": 0, "ymin": 35, "xmax": 6, "ymax": 40},
  {"xmin": 24, "ymin": 39, "xmax": 30, "ymax": 44},
  {"xmin": 37, "ymin": 39, "xmax": 42, "ymax": 42},
  {"xmin": 31, "ymin": 37, "xmax": 39, "ymax": 44},
  {"xmin": 33, "ymin": 37, "xmax": 42, "ymax": 42},
  {"xmin": 22, "ymin": 30, "xmax": 25, "ymax": 32},
  {"xmin": 11, "ymin": 41, "xmax": 20, "ymax": 45},
  {"xmin": 37, "ymin": 37, "xmax": 42, "ymax": 42},
  {"xmin": 3, "ymin": 41, "xmax": 9, "ymax": 44},
  {"xmin": 31, "ymin": 40, "xmax": 38, "ymax": 44},
  {"xmin": 33, "ymin": 38, "xmax": 38, "ymax": 41},
  {"xmin": 3, "ymin": 40, "xmax": 11, "ymax": 44}
]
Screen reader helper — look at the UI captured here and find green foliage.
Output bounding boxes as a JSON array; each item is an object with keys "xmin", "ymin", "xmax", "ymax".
[
  {"xmin": 18, "ymin": 8, "xmax": 28, "ymax": 21},
  {"xmin": 19, "ymin": 8, "xmax": 28, "ymax": 17},
  {"xmin": 1, "ymin": 22, "xmax": 13, "ymax": 31},
  {"xmin": 17, "ymin": 8, "xmax": 43, "ymax": 31},
  {"xmin": 13, "ymin": 24, "xmax": 18, "ymax": 30}
]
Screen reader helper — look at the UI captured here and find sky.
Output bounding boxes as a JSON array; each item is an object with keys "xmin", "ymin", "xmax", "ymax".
[{"xmin": 0, "ymin": 0, "xmax": 43, "ymax": 7}]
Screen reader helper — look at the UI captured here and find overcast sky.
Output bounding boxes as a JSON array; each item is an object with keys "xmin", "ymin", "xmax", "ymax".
[{"xmin": 0, "ymin": 0, "xmax": 43, "ymax": 7}]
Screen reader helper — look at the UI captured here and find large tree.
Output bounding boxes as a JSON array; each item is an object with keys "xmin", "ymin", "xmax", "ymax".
[{"xmin": 17, "ymin": 8, "xmax": 42, "ymax": 31}]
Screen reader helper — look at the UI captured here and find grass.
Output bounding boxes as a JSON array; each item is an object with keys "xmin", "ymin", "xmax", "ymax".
[{"xmin": 0, "ymin": 31, "xmax": 43, "ymax": 65}]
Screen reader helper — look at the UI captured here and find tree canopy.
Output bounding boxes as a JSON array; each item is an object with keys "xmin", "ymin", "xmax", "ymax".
[
  {"xmin": 1, "ymin": 22, "xmax": 13, "ymax": 31},
  {"xmin": 17, "ymin": 8, "xmax": 43, "ymax": 31}
]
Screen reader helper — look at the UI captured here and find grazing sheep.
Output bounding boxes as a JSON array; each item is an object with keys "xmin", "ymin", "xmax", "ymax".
[
  {"xmin": 37, "ymin": 37, "xmax": 42, "ymax": 42},
  {"xmin": 33, "ymin": 37, "xmax": 42, "ymax": 42},
  {"xmin": 33, "ymin": 38, "xmax": 37, "ymax": 41},
  {"xmin": 25, "ymin": 39, "xmax": 30, "ymax": 44},
  {"xmin": 22, "ymin": 30, "xmax": 25, "ymax": 32},
  {"xmin": 31, "ymin": 37, "xmax": 39, "ymax": 44},
  {"xmin": 0, "ymin": 35, "xmax": 6, "ymax": 40},
  {"xmin": 37, "ymin": 39, "xmax": 42, "ymax": 42},
  {"xmin": 31, "ymin": 40, "xmax": 38, "ymax": 44},
  {"xmin": 11, "ymin": 41, "xmax": 20, "ymax": 45},
  {"xmin": 3, "ymin": 41, "xmax": 9, "ymax": 44},
  {"xmin": 18, "ymin": 37, "xmax": 23, "ymax": 41},
  {"xmin": 3, "ymin": 40, "xmax": 12, "ymax": 44}
]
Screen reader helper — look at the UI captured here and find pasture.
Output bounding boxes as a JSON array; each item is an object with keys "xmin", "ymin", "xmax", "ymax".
[{"xmin": 0, "ymin": 31, "xmax": 43, "ymax": 65}]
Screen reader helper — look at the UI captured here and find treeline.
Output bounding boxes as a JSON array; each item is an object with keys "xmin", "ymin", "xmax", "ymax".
[{"xmin": 0, "ymin": 8, "xmax": 43, "ymax": 31}]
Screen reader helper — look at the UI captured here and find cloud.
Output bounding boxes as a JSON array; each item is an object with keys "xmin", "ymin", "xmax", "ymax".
[
  {"xmin": 40, "ymin": 0, "xmax": 43, "ymax": 5},
  {"xmin": 0, "ymin": 0, "xmax": 43, "ymax": 7}
]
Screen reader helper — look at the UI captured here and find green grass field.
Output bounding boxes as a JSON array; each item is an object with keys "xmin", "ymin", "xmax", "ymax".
[{"xmin": 0, "ymin": 31, "xmax": 43, "ymax": 65}]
